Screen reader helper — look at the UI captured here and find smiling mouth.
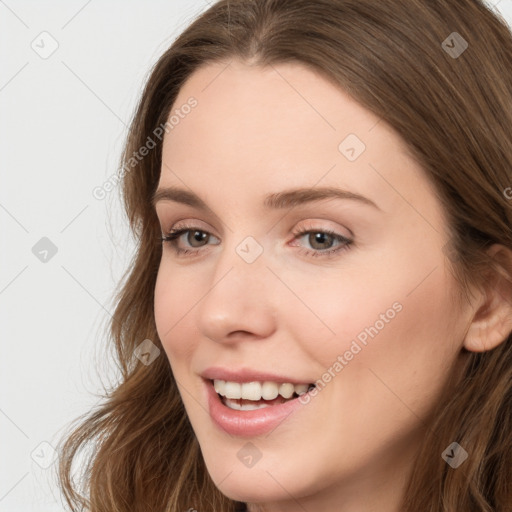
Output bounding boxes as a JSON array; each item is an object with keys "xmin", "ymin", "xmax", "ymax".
[{"xmin": 213, "ymin": 379, "xmax": 316, "ymax": 411}]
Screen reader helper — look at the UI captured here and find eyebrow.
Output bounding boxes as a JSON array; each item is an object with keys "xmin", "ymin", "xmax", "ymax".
[{"xmin": 151, "ymin": 185, "xmax": 380, "ymax": 211}]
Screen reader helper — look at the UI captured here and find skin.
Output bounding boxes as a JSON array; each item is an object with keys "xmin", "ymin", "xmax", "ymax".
[{"xmin": 153, "ymin": 60, "xmax": 509, "ymax": 512}]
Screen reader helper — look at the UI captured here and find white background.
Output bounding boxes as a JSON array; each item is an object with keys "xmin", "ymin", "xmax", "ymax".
[{"xmin": 1, "ymin": 0, "xmax": 511, "ymax": 510}]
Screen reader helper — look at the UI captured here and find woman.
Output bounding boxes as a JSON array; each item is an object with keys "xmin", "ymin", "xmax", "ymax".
[{"xmin": 57, "ymin": 0, "xmax": 512, "ymax": 510}]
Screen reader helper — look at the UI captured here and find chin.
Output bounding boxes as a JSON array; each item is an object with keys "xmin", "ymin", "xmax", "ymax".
[{"xmin": 199, "ymin": 443, "xmax": 322, "ymax": 505}]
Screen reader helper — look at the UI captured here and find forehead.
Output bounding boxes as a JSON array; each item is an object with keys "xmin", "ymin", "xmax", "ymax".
[
  {"xmin": 164, "ymin": 60, "xmax": 383, "ymax": 162},
  {"xmin": 158, "ymin": 60, "xmax": 437, "ymax": 221}
]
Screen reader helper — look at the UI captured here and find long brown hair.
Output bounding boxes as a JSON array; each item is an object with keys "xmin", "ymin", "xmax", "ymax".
[{"xmin": 57, "ymin": 1, "xmax": 512, "ymax": 510}]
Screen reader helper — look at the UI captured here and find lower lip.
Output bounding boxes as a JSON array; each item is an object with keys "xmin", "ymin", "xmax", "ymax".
[{"xmin": 205, "ymin": 379, "xmax": 311, "ymax": 437}]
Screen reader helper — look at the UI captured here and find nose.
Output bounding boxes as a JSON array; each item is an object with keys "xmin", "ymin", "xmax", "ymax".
[{"xmin": 196, "ymin": 240, "xmax": 277, "ymax": 344}]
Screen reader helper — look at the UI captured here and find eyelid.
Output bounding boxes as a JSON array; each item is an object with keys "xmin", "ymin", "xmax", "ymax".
[
  {"xmin": 293, "ymin": 219, "xmax": 353, "ymax": 239},
  {"xmin": 162, "ymin": 219, "xmax": 351, "ymax": 241},
  {"xmin": 160, "ymin": 219, "xmax": 354, "ymax": 260},
  {"xmin": 159, "ymin": 218, "xmax": 214, "ymax": 235}
]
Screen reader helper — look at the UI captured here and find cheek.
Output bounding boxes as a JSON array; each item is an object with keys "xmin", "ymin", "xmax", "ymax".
[
  {"xmin": 326, "ymin": 259, "xmax": 462, "ymax": 424},
  {"xmin": 279, "ymin": 259, "xmax": 406, "ymax": 369},
  {"xmin": 296, "ymin": 243, "xmax": 461, "ymax": 400},
  {"xmin": 154, "ymin": 264, "xmax": 199, "ymax": 365}
]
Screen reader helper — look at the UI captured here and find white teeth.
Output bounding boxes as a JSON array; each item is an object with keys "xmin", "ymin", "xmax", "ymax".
[
  {"xmin": 294, "ymin": 383, "xmax": 309, "ymax": 395},
  {"xmin": 241, "ymin": 381, "xmax": 262, "ymax": 401},
  {"xmin": 224, "ymin": 398, "xmax": 270, "ymax": 411},
  {"xmin": 279, "ymin": 382, "xmax": 295, "ymax": 399},
  {"xmin": 213, "ymin": 379, "xmax": 225, "ymax": 395},
  {"xmin": 223, "ymin": 381, "xmax": 242, "ymax": 399},
  {"xmin": 261, "ymin": 381, "xmax": 279, "ymax": 400},
  {"xmin": 213, "ymin": 379, "xmax": 313, "ymax": 401}
]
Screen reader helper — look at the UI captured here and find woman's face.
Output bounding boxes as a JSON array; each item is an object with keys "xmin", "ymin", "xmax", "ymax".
[{"xmin": 153, "ymin": 60, "xmax": 472, "ymax": 510}]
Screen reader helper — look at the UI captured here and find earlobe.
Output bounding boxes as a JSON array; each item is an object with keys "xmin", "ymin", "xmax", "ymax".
[{"xmin": 463, "ymin": 244, "xmax": 512, "ymax": 353}]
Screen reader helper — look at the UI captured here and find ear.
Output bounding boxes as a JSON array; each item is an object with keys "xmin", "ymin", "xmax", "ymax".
[{"xmin": 463, "ymin": 244, "xmax": 512, "ymax": 352}]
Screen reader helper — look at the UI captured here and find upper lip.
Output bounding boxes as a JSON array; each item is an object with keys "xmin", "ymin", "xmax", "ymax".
[{"xmin": 201, "ymin": 366, "xmax": 314, "ymax": 384}]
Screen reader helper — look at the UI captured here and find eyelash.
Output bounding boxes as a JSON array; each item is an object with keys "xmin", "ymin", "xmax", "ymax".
[{"xmin": 159, "ymin": 223, "xmax": 353, "ymax": 259}]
